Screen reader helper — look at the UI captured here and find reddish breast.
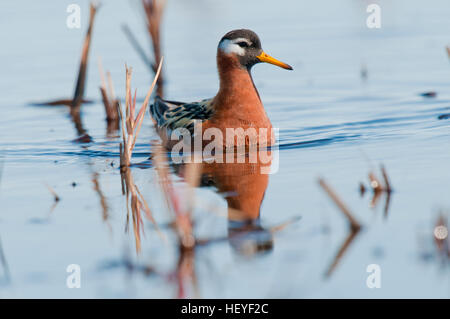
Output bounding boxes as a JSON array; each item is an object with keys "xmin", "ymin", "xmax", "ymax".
[{"xmin": 202, "ymin": 52, "xmax": 274, "ymax": 148}]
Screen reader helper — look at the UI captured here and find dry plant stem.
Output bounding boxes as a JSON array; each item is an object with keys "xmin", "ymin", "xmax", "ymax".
[
  {"xmin": 99, "ymin": 87, "xmax": 112, "ymax": 116},
  {"xmin": 122, "ymin": 1, "xmax": 165, "ymax": 96},
  {"xmin": 368, "ymin": 171, "xmax": 383, "ymax": 208},
  {"xmin": 359, "ymin": 182, "xmax": 366, "ymax": 197},
  {"xmin": 318, "ymin": 178, "xmax": 361, "ymax": 231},
  {"xmin": 45, "ymin": 183, "xmax": 60, "ymax": 202},
  {"xmin": 122, "ymin": 166, "xmax": 162, "ymax": 253},
  {"xmin": 380, "ymin": 165, "xmax": 392, "ymax": 193},
  {"xmin": 368, "ymin": 171, "xmax": 383, "ymax": 193},
  {"xmin": 72, "ymin": 114, "xmax": 90, "ymax": 138},
  {"xmin": 107, "ymin": 72, "xmax": 116, "ymax": 100},
  {"xmin": 446, "ymin": 46, "xmax": 450, "ymax": 59},
  {"xmin": 120, "ymin": 146, "xmax": 162, "ymax": 252},
  {"xmin": 98, "ymin": 57, "xmax": 119, "ymax": 124},
  {"xmin": 369, "ymin": 187, "xmax": 383, "ymax": 209},
  {"xmin": 381, "ymin": 164, "xmax": 393, "ymax": 217},
  {"xmin": 143, "ymin": 0, "xmax": 165, "ymax": 69},
  {"xmin": 71, "ymin": 3, "xmax": 98, "ymax": 115},
  {"xmin": 383, "ymin": 190, "xmax": 392, "ymax": 218},
  {"xmin": 325, "ymin": 227, "xmax": 361, "ymax": 277},
  {"xmin": 142, "ymin": 0, "xmax": 166, "ymax": 96},
  {"xmin": 30, "ymin": 3, "xmax": 96, "ymax": 109},
  {"xmin": 116, "ymin": 59, "xmax": 163, "ymax": 252},
  {"xmin": 31, "ymin": 99, "xmax": 93, "ymax": 107},
  {"xmin": 133, "ymin": 58, "xmax": 163, "ymax": 150},
  {"xmin": 122, "ymin": 167, "xmax": 143, "ymax": 253},
  {"xmin": 118, "ymin": 58, "xmax": 163, "ymax": 168}
]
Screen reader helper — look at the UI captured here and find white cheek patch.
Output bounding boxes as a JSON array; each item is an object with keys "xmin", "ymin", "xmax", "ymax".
[{"xmin": 218, "ymin": 39, "xmax": 245, "ymax": 56}]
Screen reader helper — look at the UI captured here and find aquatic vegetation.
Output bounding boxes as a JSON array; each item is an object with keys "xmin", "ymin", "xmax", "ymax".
[
  {"xmin": 98, "ymin": 58, "xmax": 119, "ymax": 135},
  {"xmin": 29, "ymin": 2, "xmax": 99, "ymax": 140},
  {"xmin": 123, "ymin": 0, "xmax": 166, "ymax": 97},
  {"xmin": 117, "ymin": 59, "xmax": 163, "ymax": 253},
  {"xmin": 44, "ymin": 183, "xmax": 60, "ymax": 203},
  {"xmin": 318, "ymin": 178, "xmax": 361, "ymax": 231},
  {"xmin": 70, "ymin": 3, "xmax": 98, "ymax": 116},
  {"xmin": 3, "ymin": 0, "xmax": 450, "ymax": 299},
  {"xmin": 318, "ymin": 178, "xmax": 362, "ymax": 277},
  {"xmin": 364, "ymin": 164, "xmax": 393, "ymax": 217},
  {"xmin": 118, "ymin": 59, "xmax": 163, "ymax": 168}
]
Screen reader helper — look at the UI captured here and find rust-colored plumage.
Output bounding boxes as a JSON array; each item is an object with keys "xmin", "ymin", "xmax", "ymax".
[{"xmin": 149, "ymin": 29, "xmax": 292, "ymax": 149}]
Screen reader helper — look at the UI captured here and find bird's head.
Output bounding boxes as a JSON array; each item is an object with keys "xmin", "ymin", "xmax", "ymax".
[{"xmin": 217, "ymin": 29, "xmax": 292, "ymax": 71}]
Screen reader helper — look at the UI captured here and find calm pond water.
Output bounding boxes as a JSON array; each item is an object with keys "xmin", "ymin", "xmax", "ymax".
[{"xmin": 0, "ymin": 0, "xmax": 449, "ymax": 298}]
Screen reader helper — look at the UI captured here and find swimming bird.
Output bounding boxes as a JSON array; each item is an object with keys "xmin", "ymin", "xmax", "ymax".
[{"xmin": 150, "ymin": 29, "xmax": 292, "ymax": 149}]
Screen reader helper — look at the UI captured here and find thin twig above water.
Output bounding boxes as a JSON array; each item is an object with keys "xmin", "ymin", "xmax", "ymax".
[{"xmin": 318, "ymin": 178, "xmax": 361, "ymax": 231}]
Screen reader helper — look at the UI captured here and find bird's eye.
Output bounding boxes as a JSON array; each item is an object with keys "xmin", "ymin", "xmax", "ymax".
[{"xmin": 237, "ymin": 41, "xmax": 249, "ymax": 48}]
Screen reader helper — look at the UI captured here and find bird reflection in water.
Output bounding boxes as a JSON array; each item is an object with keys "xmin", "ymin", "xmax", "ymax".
[
  {"xmin": 200, "ymin": 152, "xmax": 274, "ymax": 255},
  {"xmin": 174, "ymin": 149, "xmax": 276, "ymax": 256}
]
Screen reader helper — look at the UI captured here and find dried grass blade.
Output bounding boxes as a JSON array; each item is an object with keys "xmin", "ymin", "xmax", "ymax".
[
  {"xmin": 131, "ymin": 57, "xmax": 164, "ymax": 151},
  {"xmin": 318, "ymin": 178, "xmax": 361, "ymax": 231}
]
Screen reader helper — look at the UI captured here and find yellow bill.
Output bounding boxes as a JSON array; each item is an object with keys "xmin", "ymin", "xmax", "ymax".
[{"xmin": 256, "ymin": 51, "xmax": 293, "ymax": 70}]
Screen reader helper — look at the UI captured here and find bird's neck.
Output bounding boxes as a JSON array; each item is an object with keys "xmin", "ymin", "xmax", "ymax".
[
  {"xmin": 216, "ymin": 53, "xmax": 261, "ymax": 104},
  {"xmin": 210, "ymin": 52, "xmax": 273, "ymax": 147}
]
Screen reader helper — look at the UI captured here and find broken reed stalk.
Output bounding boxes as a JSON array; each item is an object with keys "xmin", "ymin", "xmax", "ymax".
[
  {"xmin": 380, "ymin": 165, "xmax": 392, "ymax": 193},
  {"xmin": 446, "ymin": 46, "xmax": 450, "ymax": 60},
  {"xmin": 368, "ymin": 171, "xmax": 383, "ymax": 208},
  {"xmin": 325, "ymin": 226, "xmax": 360, "ymax": 277},
  {"xmin": 30, "ymin": 3, "xmax": 97, "ymax": 108},
  {"xmin": 318, "ymin": 178, "xmax": 361, "ymax": 231},
  {"xmin": 118, "ymin": 57, "xmax": 163, "ymax": 168},
  {"xmin": 121, "ymin": 0, "xmax": 166, "ymax": 96},
  {"xmin": 44, "ymin": 183, "xmax": 60, "ymax": 202},
  {"xmin": 31, "ymin": 99, "xmax": 93, "ymax": 107},
  {"xmin": 31, "ymin": 3, "xmax": 97, "ymax": 139},
  {"xmin": 125, "ymin": 169, "xmax": 144, "ymax": 252},
  {"xmin": 363, "ymin": 165, "xmax": 393, "ymax": 214},
  {"xmin": 117, "ymin": 58, "xmax": 163, "ymax": 252},
  {"xmin": 368, "ymin": 171, "xmax": 383, "ymax": 193},
  {"xmin": 71, "ymin": 2, "xmax": 98, "ymax": 115},
  {"xmin": 98, "ymin": 57, "xmax": 119, "ymax": 134},
  {"xmin": 142, "ymin": 0, "xmax": 165, "ymax": 68},
  {"xmin": 142, "ymin": 0, "xmax": 166, "ymax": 96}
]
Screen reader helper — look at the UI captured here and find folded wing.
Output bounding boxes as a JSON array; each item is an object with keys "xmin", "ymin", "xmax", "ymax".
[{"xmin": 150, "ymin": 96, "xmax": 214, "ymax": 132}]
